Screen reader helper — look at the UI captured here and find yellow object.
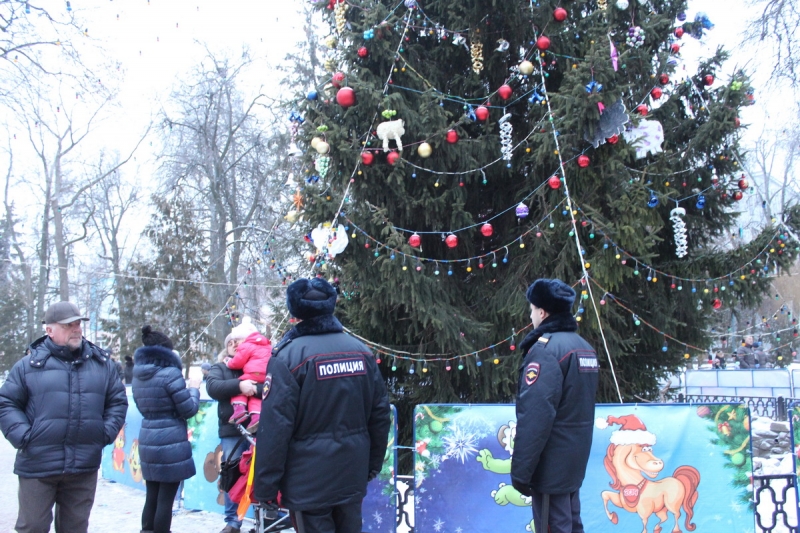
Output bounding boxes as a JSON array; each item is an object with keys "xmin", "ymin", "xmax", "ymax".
[
  {"xmin": 519, "ymin": 60, "xmax": 534, "ymax": 75},
  {"xmin": 237, "ymin": 447, "xmax": 256, "ymax": 520},
  {"xmin": 417, "ymin": 142, "xmax": 432, "ymax": 158}
]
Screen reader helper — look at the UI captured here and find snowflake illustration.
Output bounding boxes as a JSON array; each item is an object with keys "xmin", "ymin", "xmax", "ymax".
[
  {"xmin": 372, "ymin": 511, "xmax": 383, "ymax": 525},
  {"xmin": 455, "ymin": 527, "xmax": 463, "ymax": 533},
  {"xmin": 433, "ymin": 518, "xmax": 445, "ymax": 532},
  {"xmin": 442, "ymin": 425, "xmax": 479, "ymax": 463},
  {"xmin": 428, "ymin": 454, "xmax": 441, "ymax": 469}
]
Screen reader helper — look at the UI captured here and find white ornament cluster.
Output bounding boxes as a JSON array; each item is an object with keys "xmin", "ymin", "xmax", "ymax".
[
  {"xmin": 499, "ymin": 113, "xmax": 513, "ymax": 164},
  {"xmin": 670, "ymin": 207, "xmax": 688, "ymax": 258}
]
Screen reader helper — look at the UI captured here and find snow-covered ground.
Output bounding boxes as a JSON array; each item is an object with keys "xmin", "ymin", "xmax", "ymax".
[{"xmin": 0, "ymin": 433, "xmax": 276, "ymax": 533}]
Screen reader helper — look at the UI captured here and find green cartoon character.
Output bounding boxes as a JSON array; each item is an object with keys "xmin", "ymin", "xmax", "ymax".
[{"xmin": 477, "ymin": 421, "xmax": 536, "ymax": 531}]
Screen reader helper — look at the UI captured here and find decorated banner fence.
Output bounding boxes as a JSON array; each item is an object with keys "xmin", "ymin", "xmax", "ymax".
[
  {"xmin": 413, "ymin": 403, "xmax": 756, "ymax": 533},
  {"xmin": 102, "ymin": 390, "xmax": 397, "ymax": 533}
]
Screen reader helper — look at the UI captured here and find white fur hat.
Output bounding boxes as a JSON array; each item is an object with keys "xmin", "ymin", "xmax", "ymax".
[{"xmin": 224, "ymin": 320, "xmax": 258, "ymax": 346}]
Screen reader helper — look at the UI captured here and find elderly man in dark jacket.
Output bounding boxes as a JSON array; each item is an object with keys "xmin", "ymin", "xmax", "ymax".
[
  {"xmin": 736, "ymin": 335, "xmax": 757, "ymax": 368},
  {"xmin": 254, "ymin": 277, "xmax": 391, "ymax": 533},
  {"xmin": 511, "ymin": 279, "xmax": 599, "ymax": 533},
  {"xmin": 0, "ymin": 301, "xmax": 128, "ymax": 533}
]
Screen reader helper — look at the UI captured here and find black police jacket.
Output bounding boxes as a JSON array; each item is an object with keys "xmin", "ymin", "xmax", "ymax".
[
  {"xmin": 511, "ymin": 312, "xmax": 599, "ymax": 495},
  {"xmin": 253, "ymin": 314, "xmax": 391, "ymax": 510},
  {"xmin": 0, "ymin": 336, "xmax": 128, "ymax": 478}
]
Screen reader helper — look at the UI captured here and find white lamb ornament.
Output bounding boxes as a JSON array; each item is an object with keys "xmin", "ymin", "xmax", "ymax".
[
  {"xmin": 623, "ymin": 120, "xmax": 664, "ymax": 159},
  {"xmin": 376, "ymin": 119, "xmax": 405, "ymax": 152}
]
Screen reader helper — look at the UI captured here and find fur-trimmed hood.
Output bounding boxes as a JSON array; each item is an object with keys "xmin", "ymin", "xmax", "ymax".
[{"xmin": 134, "ymin": 345, "xmax": 183, "ymax": 369}]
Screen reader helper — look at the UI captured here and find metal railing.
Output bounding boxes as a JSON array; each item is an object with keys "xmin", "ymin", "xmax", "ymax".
[
  {"xmin": 676, "ymin": 394, "xmax": 796, "ymax": 420},
  {"xmin": 754, "ymin": 474, "xmax": 799, "ymax": 533},
  {"xmin": 396, "ymin": 474, "xmax": 414, "ymax": 532}
]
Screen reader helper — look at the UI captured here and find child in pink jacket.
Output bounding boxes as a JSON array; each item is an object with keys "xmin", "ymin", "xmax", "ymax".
[{"xmin": 226, "ymin": 330, "xmax": 272, "ymax": 433}]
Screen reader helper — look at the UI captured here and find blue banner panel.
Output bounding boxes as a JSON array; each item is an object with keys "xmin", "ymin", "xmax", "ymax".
[
  {"xmin": 104, "ymin": 393, "xmax": 398, "ymax": 530},
  {"xmin": 414, "ymin": 404, "xmax": 755, "ymax": 533},
  {"xmin": 361, "ymin": 405, "xmax": 398, "ymax": 533},
  {"xmin": 101, "ymin": 388, "xmax": 146, "ymax": 491}
]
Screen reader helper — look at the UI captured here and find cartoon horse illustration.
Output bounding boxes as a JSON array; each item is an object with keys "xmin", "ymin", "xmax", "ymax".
[{"xmin": 596, "ymin": 414, "xmax": 700, "ymax": 533}]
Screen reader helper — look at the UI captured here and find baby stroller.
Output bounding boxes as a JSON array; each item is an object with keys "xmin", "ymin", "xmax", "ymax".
[{"xmin": 235, "ymin": 424, "xmax": 293, "ymax": 533}]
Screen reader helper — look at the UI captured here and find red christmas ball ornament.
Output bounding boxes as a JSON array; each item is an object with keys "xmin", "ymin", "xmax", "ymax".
[
  {"xmin": 659, "ymin": 73, "xmax": 670, "ymax": 85},
  {"xmin": 577, "ymin": 155, "xmax": 590, "ymax": 168},
  {"xmin": 636, "ymin": 104, "xmax": 649, "ymax": 116},
  {"xmin": 733, "ymin": 191, "xmax": 743, "ymax": 201},
  {"xmin": 361, "ymin": 151, "xmax": 374, "ymax": 165},
  {"xmin": 336, "ymin": 87, "xmax": 356, "ymax": 107},
  {"xmin": 445, "ymin": 129, "xmax": 459, "ymax": 144},
  {"xmin": 445, "ymin": 234, "xmax": 458, "ymax": 248},
  {"xmin": 674, "ymin": 27, "xmax": 684, "ymax": 38},
  {"xmin": 711, "ymin": 175, "xmax": 719, "ymax": 186},
  {"xmin": 712, "ymin": 299, "xmax": 722, "ymax": 310},
  {"xmin": 480, "ymin": 223, "xmax": 493, "ymax": 237},
  {"xmin": 703, "ymin": 74, "xmax": 714, "ymax": 86},
  {"xmin": 331, "ymin": 71, "xmax": 345, "ymax": 88},
  {"xmin": 475, "ymin": 105, "xmax": 489, "ymax": 122},
  {"xmin": 498, "ymin": 84, "xmax": 513, "ymax": 100},
  {"xmin": 387, "ymin": 151, "xmax": 401, "ymax": 165},
  {"xmin": 734, "ymin": 117, "xmax": 741, "ymax": 128},
  {"xmin": 548, "ymin": 175, "xmax": 561, "ymax": 189},
  {"xmin": 607, "ymin": 134, "xmax": 619, "ymax": 144},
  {"xmin": 357, "ymin": 46, "xmax": 368, "ymax": 58},
  {"xmin": 536, "ymin": 35, "xmax": 551, "ymax": 50},
  {"xmin": 651, "ymin": 87, "xmax": 663, "ymax": 99},
  {"xmin": 738, "ymin": 178, "xmax": 748, "ymax": 190},
  {"xmin": 553, "ymin": 7, "xmax": 568, "ymax": 22},
  {"xmin": 408, "ymin": 233, "xmax": 421, "ymax": 247},
  {"xmin": 671, "ymin": 43, "xmax": 681, "ymax": 54}
]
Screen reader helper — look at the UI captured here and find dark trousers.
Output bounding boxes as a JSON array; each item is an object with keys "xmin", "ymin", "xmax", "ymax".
[
  {"xmin": 530, "ymin": 489, "xmax": 584, "ymax": 533},
  {"xmin": 290, "ymin": 501, "xmax": 362, "ymax": 533},
  {"xmin": 16, "ymin": 471, "xmax": 98, "ymax": 533},
  {"xmin": 142, "ymin": 480, "xmax": 181, "ymax": 533}
]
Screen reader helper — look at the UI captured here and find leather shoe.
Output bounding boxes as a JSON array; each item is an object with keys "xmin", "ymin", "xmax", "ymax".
[{"xmin": 220, "ymin": 526, "xmax": 241, "ymax": 533}]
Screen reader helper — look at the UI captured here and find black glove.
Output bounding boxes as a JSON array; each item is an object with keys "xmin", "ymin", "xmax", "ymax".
[
  {"xmin": 511, "ymin": 478, "xmax": 532, "ymax": 497},
  {"xmin": 259, "ymin": 501, "xmax": 279, "ymax": 520},
  {"xmin": 367, "ymin": 469, "xmax": 379, "ymax": 482}
]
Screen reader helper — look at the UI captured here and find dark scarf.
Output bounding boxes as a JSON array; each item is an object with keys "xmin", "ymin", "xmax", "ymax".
[
  {"xmin": 273, "ymin": 314, "xmax": 343, "ymax": 355},
  {"xmin": 44, "ymin": 336, "xmax": 84, "ymax": 361},
  {"xmin": 518, "ymin": 312, "xmax": 578, "ymax": 355}
]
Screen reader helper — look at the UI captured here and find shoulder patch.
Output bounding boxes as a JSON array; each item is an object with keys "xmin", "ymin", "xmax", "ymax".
[
  {"xmin": 576, "ymin": 351, "xmax": 599, "ymax": 373},
  {"xmin": 316, "ymin": 356, "xmax": 367, "ymax": 380},
  {"xmin": 262, "ymin": 373, "xmax": 272, "ymax": 400},
  {"xmin": 524, "ymin": 362, "xmax": 540, "ymax": 386},
  {"xmin": 536, "ymin": 337, "xmax": 549, "ymax": 344}
]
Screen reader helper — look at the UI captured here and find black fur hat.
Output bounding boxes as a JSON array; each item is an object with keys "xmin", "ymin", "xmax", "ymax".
[
  {"xmin": 141, "ymin": 325, "xmax": 174, "ymax": 350},
  {"xmin": 286, "ymin": 277, "xmax": 337, "ymax": 320},
  {"xmin": 525, "ymin": 278, "xmax": 576, "ymax": 314}
]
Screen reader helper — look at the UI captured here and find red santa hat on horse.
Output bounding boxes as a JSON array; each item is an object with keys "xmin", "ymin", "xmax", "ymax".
[{"xmin": 595, "ymin": 414, "xmax": 656, "ymax": 446}]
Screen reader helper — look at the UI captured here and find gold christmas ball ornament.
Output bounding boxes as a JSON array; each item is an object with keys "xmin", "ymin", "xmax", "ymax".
[
  {"xmin": 310, "ymin": 137, "xmax": 322, "ymax": 150},
  {"xmin": 519, "ymin": 60, "xmax": 534, "ymax": 75},
  {"xmin": 417, "ymin": 142, "xmax": 433, "ymax": 158}
]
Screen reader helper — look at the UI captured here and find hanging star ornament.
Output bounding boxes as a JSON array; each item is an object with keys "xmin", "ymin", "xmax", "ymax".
[{"xmin": 292, "ymin": 190, "xmax": 304, "ymax": 210}]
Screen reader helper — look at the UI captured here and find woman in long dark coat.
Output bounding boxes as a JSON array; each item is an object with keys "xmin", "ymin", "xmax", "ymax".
[{"xmin": 132, "ymin": 326, "xmax": 200, "ymax": 533}]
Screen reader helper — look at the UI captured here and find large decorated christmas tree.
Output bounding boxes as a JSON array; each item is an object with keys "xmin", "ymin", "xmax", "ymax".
[{"xmin": 289, "ymin": 0, "xmax": 800, "ymax": 417}]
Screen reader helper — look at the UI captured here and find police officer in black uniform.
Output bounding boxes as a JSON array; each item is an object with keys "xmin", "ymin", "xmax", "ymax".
[
  {"xmin": 253, "ymin": 277, "xmax": 391, "ymax": 533},
  {"xmin": 511, "ymin": 279, "xmax": 599, "ymax": 533}
]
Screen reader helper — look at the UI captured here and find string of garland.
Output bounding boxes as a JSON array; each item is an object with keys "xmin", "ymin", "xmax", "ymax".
[{"xmin": 342, "ymin": 199, "xmax": 565, "ymax": 267}]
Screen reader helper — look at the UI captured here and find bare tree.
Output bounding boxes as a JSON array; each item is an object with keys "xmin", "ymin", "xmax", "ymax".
[
  {"xmin": 159, "ymin": 49, "xmax": 290, "ymax": 342},
  {"xmin": 745, "ymin": 0, "xmax": 800, "ymax": 89},
  {"xmin": 741, "ymin": 110, "xmax": 800, "ymax": 223}
]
